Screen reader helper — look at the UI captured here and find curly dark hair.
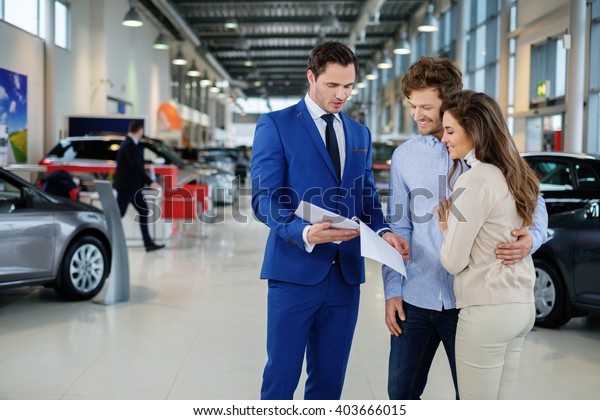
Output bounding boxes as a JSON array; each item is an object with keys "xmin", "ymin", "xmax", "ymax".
[{"xmin": 401, "ymin": 56, "xmax": 463, "ymax": 101}]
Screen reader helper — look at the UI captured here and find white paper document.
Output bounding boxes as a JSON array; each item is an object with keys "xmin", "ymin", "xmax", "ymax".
[
  {"xmin": 358, "ymin": 220, "xmax": 407, "ymax": 277},
  {"xmin": 294, "ymin": 200, "xmax": 360, "ymax": 230},
  {"xmin": 294, "ymin": 201, "xmax": 407, "ymax": 276}
]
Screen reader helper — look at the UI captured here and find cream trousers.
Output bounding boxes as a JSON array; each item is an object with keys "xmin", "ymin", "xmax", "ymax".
[{"xmin": 456, "ymin": 302, "xmax": 535, "ymax": 400}]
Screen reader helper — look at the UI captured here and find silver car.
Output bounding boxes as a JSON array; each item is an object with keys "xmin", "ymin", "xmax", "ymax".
[{"xmin": 0, "ymin": 168, "xmax": 111, "ymax": 300}]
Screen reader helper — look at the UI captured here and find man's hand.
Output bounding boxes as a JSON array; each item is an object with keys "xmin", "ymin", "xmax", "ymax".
[
  {"xmin": 307, "ymin": 221, "xmax": 359, "ymax": 245},
  {"xmin": 434, "ymin": 197, "xmax": 452, "ymax": 233},
  {"xmin": 382, "ymin": 232, "xmax": 410, "ymax": 260},
  {"xmin": 496, "ymin": 227, "xmax": 533, "ymax": 265},
  {"xmin": 385, "ymin": 297, "xmax": 405, "ymax": 336}
]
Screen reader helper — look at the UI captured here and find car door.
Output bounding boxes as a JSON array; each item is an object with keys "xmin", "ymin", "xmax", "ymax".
[
  {"xmin": 525, "ymin": 157, "xmax": 580, "ymax": 214},
  {"xmin": 573, "ymin": 202, "xmax": 600, "ymax": 307},
  {"xmin": 0, "ymin": 173, "xmax": 56, "ymax": 283}
]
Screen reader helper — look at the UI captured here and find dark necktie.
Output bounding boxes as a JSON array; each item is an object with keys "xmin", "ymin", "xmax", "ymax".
[{"xmin": 321, "ymin": 113, "xmax": 341, "ymax": 180}]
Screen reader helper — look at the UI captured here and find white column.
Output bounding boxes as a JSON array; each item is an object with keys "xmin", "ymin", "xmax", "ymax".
[
  {"xmin": 564, "ymin": 0, "xmax": 587, "ymax": 152},
  {"xmin": 497, "ymin": 0, "xmax": 511, "ymax": 116},
  {"xmin": 44, "ymin": 0, "xmax": 56, "ymax": 151}
]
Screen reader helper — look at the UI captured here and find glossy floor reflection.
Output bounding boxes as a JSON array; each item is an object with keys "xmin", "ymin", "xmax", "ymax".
[{"xmin": 0, "ymin": 197, "xmax": 599, "ymax": 400}]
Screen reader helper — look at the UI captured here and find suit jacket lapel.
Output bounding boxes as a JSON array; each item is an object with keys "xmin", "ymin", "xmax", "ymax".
[
  {"xmin": 339, "ymin": 112, "xmax": 354, "ymax": 183},
  {"xmin": 295, "ymin": 100, "xmax": 339, "ymax": 182}
]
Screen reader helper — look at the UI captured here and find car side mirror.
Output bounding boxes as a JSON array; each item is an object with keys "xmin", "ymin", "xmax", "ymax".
[
  {"xmin": 22, "ymin": 187, "xmax": 37, "ymax": 208},
  {"xmin": 585, "ymin": 201, "xmax": 600, "ymax": 219}
]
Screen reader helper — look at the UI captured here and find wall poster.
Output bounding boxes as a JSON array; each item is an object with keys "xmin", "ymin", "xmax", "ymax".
[{"xmin": 0, "ymin": 67, "xmax": 27, "ymax": 165}]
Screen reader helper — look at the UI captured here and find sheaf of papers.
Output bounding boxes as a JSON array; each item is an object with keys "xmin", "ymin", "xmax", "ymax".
[
  {"xmin": 359, "ymin": 220, "xmax": 407, "ymax": 277},
  {"xmin": 294, "ymin": 201, "xmax": 407, "ymax": 277},
  {"xmin": 294, "ymin": 201, "xmax": 359, "ymax": 230}
]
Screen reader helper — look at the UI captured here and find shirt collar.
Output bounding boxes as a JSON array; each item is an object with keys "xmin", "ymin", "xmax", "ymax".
[
  {"xmin": 304, "ymin": 93, "xmax": 341, "ymax": 123},
  {"xmin": 464, "ymin": 149, "xmax": 481, "ymax": 167},
  {"xmin": 129, "ymin": 134, "xmax": 139, "ymax": 145}
]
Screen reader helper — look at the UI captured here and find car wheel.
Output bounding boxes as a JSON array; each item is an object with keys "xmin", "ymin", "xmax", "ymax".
[
  {"xmin": 533, "ymin": 259, "xmax": 571, "ymax": 328},
  {"xmin": 55, "ymin": 235, "xmax": 108, "ymax": 301}
]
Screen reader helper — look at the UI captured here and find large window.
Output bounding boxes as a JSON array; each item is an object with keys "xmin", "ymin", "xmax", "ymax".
[
  {"xmin": 2, "ymin": 0, "xmax": 41, "ymax": 36},
  {"xmin": 507, "ymin": 1, "xmax": 518, "ymax": 134},
  {"xmin": 530, "ymin": 37, "xmax": 568, "ymax": 103},
  {"xmin": 55, "ymin": 0, "xmax": 70, "ymax": 49},
  {"xmin": 1, "ymin": 0, "xmax": 70, "ymax": 48},
  {"xmin": 463, "ymin": 0, "xmax": 500, "ymax": 97},
  {"xmin": 588, "ymin": 0, "xmax": 600, "ymax": 153},
  {"xmin": 436, "ymin": 3, "xmax": 457, "ymax": 59}
]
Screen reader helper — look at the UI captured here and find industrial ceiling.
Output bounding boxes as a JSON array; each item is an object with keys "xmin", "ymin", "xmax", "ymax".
[{"xmin": 141, "ymin": 0, "xmax": 428, "ymax": 98}]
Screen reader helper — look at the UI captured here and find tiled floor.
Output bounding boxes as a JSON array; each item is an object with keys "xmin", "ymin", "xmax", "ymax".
[{"xmin": 1, "ymin": 197, "xmax": 599, "ymax": 400}]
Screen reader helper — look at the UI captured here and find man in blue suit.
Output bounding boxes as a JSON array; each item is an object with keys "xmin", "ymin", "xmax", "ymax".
[{"xmin": 251, "ymin": 41, "xmax": 410, "ymax": 400}]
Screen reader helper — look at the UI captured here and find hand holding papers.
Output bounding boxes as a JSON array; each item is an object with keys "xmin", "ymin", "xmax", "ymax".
[
  {"xmin": 295, "ymin": 201, "xmax": 408, "ymax": 276},
  {"xmin": 358, "ymin": 221, "xmax": 407, "ymax": 277},
  {"xmin": 294, "ymin": 200, "xmax": 359, "ymax": 230}
]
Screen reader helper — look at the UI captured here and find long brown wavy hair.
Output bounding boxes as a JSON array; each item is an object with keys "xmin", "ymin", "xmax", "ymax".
[{"xmin": 440, "ymin": 90, "xmax": 539, "ymax": 226}]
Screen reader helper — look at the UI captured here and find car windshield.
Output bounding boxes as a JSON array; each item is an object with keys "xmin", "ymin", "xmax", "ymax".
[{"xmin": 143, "ymin": 139, "xmax": 187, "ymax": 169}]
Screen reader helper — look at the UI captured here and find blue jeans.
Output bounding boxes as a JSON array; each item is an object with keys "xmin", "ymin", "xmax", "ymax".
[{"xmin": 388, "ymin": 301, "xmax": 459, "ymax": 400}]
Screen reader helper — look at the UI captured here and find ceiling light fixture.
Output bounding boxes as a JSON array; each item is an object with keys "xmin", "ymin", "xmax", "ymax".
[
  {"xmin": 418, "ymin": 4, "xmax": 439, "ymax": 32},
  {"xmin": 122, "ymin": 4, "xmax": 143, "ymax": 27},
  {"xmin": 152, "ymin": 31, "xmax": 169, "ymax": 50},
  {"xmin": 365, "ymin": 63, "xmax": 378, "ymax": 80},
  {"xmin": 171, "ymin": 46, "xmax": 187, "ymax": 66},
  {"xmin": 224, "ymin": 17, "xmax": 238, "ymax": 30},
  {"xmin": 200, "ymin": 71, "xmax": 212, "ymax": 87},
  {"xmin": 187, "ymin": 60, "xmax": 201, "ymax": 77},
  {"xmin": 209, "ymin": 82, "xmax": 221, "ymax": 93},
  {"xmin": 377, "ymin": 51, "xmax": 393, "ymax": 69},
  {"xmin": 393, "ymin": 23, "xmax": 411, "ymax": 55}
]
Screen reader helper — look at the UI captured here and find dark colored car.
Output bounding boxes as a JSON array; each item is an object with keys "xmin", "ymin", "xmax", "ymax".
[
  {"xmin": 522, "ymin": 152, "xmax": 600, "ymax": 214},
  {"xmin": 0, "ymin": 168, "xmax": 112, "ymax": 300},
  {"xmin": 531, "ymin": 202, "xmax": 600, "ymax": 327},
  {"xmin": 522, "ymin": 152, "xmax": 600, "ymax": 327}
]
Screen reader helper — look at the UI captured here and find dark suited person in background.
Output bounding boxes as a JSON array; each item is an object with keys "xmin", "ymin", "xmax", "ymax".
[
  {"xmin": 251, "ymin": 41, "xmax": 409, "ymax": 400},
  {"xmin": 113, "ymin": 120, "xmax": 164, "ymax": 252}
]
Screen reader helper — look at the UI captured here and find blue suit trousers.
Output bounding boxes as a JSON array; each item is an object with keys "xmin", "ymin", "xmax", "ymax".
[{"xmin": 261, "ymin": 263, "xmax": 360, "ymax": 400}]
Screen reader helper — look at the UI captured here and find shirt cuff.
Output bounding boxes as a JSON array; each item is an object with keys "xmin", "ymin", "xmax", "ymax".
[
  {"xmin": 377, "ymin": 227, "xmax": 393, "ymax": 237},
  {"xmin": 302, "ymin": 225, "xmax": 316, "ymax": 253}
]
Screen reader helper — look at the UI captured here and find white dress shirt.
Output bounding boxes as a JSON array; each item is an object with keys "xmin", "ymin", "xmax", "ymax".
[
  {"xmin": 303, "ymin": 93, "xmax": 346, "ymax": 175},
  {"xmin": 301, "ymin": 93, "xmax": 348, "ymax": 252}
]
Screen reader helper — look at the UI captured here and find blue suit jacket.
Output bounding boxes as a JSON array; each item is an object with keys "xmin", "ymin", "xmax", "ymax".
[{"xmin": 251, "ymin": 99, "xmax": 387, "ymax": 286}]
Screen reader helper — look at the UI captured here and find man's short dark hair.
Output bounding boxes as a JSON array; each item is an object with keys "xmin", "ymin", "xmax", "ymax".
[
  {"xmin": 128, "ymin": 120, "xmax": 144, "ymax": 134},
  {"xmin": 307, "ymin": 41, "xmax": 359, "ymax": 79}
]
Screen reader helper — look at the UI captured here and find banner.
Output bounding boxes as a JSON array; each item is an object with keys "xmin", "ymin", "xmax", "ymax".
[{"xmin": 0, "ymin": 67, "xmax": 28, "ymax": 165}]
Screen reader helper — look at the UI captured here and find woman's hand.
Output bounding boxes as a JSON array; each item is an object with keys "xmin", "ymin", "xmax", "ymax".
[{"xmin": 435, "ymin": 197, "xmax": 452, "ymax": 233}]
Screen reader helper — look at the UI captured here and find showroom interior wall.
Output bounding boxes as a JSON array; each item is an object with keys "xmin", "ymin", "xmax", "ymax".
[
  {"xmin": 0, "ymin": 21, "xmax": 45, "ymax": 163},
  {"xmin": 0, "ymin": 0, "xmax": 174, "ymax": 164},
  {"xmin": 61, "ymin": 0, "xmax": 173, "ymax": 153}
]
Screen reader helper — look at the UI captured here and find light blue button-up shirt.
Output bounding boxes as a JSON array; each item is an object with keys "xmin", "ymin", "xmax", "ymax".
[{"xmin": 382, "ymin": 134, "xmax": 548, "ymax": 311}]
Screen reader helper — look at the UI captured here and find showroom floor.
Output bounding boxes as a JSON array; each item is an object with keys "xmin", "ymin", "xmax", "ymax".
[{"xmin": 1, "ymin": 197, "xmax": 599, "ymax": 400}]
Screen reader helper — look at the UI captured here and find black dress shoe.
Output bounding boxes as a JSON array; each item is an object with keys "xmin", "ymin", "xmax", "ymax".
[{"xmin": 145, "ymin": 243, "xmax": 165, "ymax": 252}]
